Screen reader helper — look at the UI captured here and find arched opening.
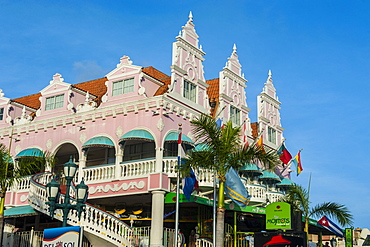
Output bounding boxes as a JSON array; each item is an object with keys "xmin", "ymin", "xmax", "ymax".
[
  {"xmin": 119, "ymin": 130, "xmax": 156, "ymax": 162},
  {"xmin": 82, "ymin": 136, "xmax": 116, "ymax": 167},
  {"xmin": 163, "ymin": 132, "xmax": 194, "ymax": 157},
  {"xmin": 54, "ymin": 143, "xmax": 79, "ymax": 175},
  {"xmin": 15, "ymin": 148, "xmax": 46, "ymax": 175}
]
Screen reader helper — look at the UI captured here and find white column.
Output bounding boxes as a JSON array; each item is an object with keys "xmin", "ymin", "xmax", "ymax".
[
  {"xmin": 155, "ymin": 146, "xmax": 164, "ymax": 173},
  {"xmin": 150, "ymin": 190, "xmax": 166, "ymax": 247},
  {"xmin": 78, "ymin": 150, "xmax": 87, "ymax": 182},
  {"xmin": 115, "ymin": 148, "xmax": 123, "ymax": 179}
]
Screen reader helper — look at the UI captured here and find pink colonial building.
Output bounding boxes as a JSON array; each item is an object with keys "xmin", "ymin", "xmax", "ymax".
[{"xmin": 0, "ymin": 13, "xmax": 292, "ymax": 247}]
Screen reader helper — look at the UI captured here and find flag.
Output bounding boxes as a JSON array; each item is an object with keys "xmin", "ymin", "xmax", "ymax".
[
  {"xmin": 277, "ymin": 143, "xmax": 292, "ymax": 165},
  {"xmin": 291, "ymin": 151, "xmax": 303, "ymax": 175},
  {"xmin": 257, "ymin": 135, "xmax": 263, "ymax": 146},
  {"xmin": 215, "ymin": 117, "xmax": 224, "ymax": 128},
  {"xmin": 182, "ymin": 168, "xmax": 198, "ymax": 200},
  {"xmin": 317, "ymin": 216, "xmax": 344, "ymax": 238},
  {"xmin": 177, "ymin": 129, "xmax": 185, "ymax": 162},
  {"xmin": 225, "ymin": 167, "xmax": 251, "ymax": 207},
  {"xmin": 243, "ymin": 122, "xmax": 249, "ymax": 148}
]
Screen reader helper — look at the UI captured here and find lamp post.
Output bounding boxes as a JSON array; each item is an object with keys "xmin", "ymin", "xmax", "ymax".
[{"xmin": 46, "ymin": 157, "xmax": 88, "ymax": 227}]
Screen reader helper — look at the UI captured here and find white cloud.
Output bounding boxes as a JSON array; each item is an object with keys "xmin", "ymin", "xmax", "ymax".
[{"xmin": 73, "ymin": 60, "xmax": 105, "ymax": 82}]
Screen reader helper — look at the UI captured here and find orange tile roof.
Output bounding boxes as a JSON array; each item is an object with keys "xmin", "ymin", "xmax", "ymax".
[
  {"xmin": 142, "ymin": 66, "xmax": 170, "ymax": 82},
  {"xmin": 251, "ymin": 122, "xmax": 258, "ymax": 139},
  {"xmin": 142, "ymin": 66, "xmax": 172, "ymax": 96},
  {"xmin": 206, "ymin": 78, "xmax": 220, "ymax": 117},
  {"xmin": 12, "ymin": 93, "xmax": 42, "ymax": 110},
  {"xmin": 73, "ymin": 77, "xmax": 108, "ymax": 105}
]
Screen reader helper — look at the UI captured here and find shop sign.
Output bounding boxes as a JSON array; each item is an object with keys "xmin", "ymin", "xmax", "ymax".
[
  {"xmin": 345, "ymin": 228, "xmax": 353, "ymax": 247},
  {"xmin": 266, "ymin": 202, "xmax": 291, "ymax": 230},
  {"xmin": 43, "ymin": 226, "xmax": 81, "ymax": 247}
]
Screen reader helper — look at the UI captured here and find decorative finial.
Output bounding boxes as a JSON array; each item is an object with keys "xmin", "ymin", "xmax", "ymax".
[
  {"xmin": 267, "ymin": 70, "xmax": 273, "ymax": 83},
  {"xmin": 233, "ymin": 43, "xmax": 237, "ymax": 53},
  {"xmin": 50, "ymin": 73, "xmax": 64, "ymax": 84},
  {"xmin": 189, "ymin": 11, "xmax": 193, "ymax": 21},
  {"xmin": 85, "ymin": 92, "xmax": 90, "ymax": 102}
]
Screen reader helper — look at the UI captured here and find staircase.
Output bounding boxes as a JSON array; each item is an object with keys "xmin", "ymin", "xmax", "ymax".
[{"xmin": 28, "ymin": 172, "xmax": 133, "ymax": 246}]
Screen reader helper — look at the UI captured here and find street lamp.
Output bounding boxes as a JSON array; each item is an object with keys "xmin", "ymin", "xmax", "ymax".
[{"xmin": 46, "ymin": 157, "xmax": 88, "ymax": 227}]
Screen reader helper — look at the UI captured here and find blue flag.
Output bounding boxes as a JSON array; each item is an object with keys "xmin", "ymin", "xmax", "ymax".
[
  {"xmin": 225, "ymin": 167, "xmax": 251, "ymax": 207},
  {"xmin": 182, "ymin": 168, "xmax": 198, "ymax": 200}
]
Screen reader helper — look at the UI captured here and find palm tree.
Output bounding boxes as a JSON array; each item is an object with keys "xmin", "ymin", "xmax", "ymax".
[
  {"xmin": 181, "ymin": 115, "xmax": 279, "ymax": 247},
  {"xmin": 0, "ymin": 143, "xmax": 56, "ymax": 244},
  {"xmin": 283, "ymin": 184, "xmax": 353, "ymax": 244}
]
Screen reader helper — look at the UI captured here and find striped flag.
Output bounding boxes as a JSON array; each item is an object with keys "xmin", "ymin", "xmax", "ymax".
[
  {"xmin": 318, "ymin": 216, "xmax": 344, "ymax": 237},
  {"xmin": 291, "ymin": 151, "xmax": 303, "ymax": 175},
  {"xmin": 225, "ymin": 167, "xmax": 251, "ymax": 207}
]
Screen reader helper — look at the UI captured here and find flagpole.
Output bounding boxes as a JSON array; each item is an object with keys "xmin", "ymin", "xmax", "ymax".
[
  {"xmin": 174, "ymin": 124, "xmax": 182, "ymax": 247},
  {"xmin": 213, "ymin": 168, "xmax": 217, "ymax": 246}
]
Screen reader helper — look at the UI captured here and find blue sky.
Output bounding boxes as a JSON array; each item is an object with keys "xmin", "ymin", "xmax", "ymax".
[{"xmin": 1, "ymin": 1, "xmax": 369, "ymax": 228}]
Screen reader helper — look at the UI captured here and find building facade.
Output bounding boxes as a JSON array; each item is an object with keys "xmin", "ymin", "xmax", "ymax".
[{"xmin": 0, "ymin": 13, "xmax": 292, "ymax": 247}]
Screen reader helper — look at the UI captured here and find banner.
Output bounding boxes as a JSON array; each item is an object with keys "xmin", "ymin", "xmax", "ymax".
[{"xmin": 43, "ymin": 226, "xmax": 82, "ymax": 247}]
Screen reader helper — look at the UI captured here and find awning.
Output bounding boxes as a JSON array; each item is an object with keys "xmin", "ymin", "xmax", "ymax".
[
  {"xmin": 16, "ymin": 148, "xmax": 44, "ymax": 159},
  {"xmin": 164, "ymin": 132, "xmax": 194, "ymax": 146},
  {"xmin": 194, "ymin": 144, "xmax": 210, "ymax": 151},
  {"xmin": 259, "ymin": 171, "xmax": 281, "ymax": 182},
  {"xmin": 239, "ymin": 163, "xmax": 263, "ymax": 175},
  {"xmin": 277, "ymin": 178, "xmax": 294, "ymax": 187},
  {"xmin": 82, "ymin": 136, "xmax": 115, "ymax": 149},
  {"xmin": 4, "ymin": 205, "xmax": 38, "ymax": 218},
  {"xmin": 164, "ymin": 192, "xmax": 266, "ymax": 214},
  {"xmin": 263, "ymin": 235, "xmax": 291, "ymax": 246},
  {"xmin": 119, "ymin": 129, "xmax": 155, "ymax": 143}
]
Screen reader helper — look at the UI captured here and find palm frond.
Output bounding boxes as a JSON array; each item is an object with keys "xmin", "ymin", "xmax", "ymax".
[
  {"xmin": 310, "ymin": 202, "xmax": 354, "ymax": 226},
  {"xmin": 283, "ymin": 184, "xmax": 310, "ymax": 216}
]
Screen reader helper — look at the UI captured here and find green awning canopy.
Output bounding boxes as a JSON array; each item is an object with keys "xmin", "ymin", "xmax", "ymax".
[
  {"xmin": 15, "ymin": 148, "xmax": 44, "ymax": 159},
  {"xmin": 4, "ymin": 205, "xmax": 38, "ymax": 218},
  {"xmin": 239, "ymin": 163, "xmax": 263, "ymax": 175},
  {"xmin": 194, "ymin": 144, "xmax": 210, "ymax": 151},
  {"xmin": 277, "ymin": 178, "xmax": 294, "ymax": 187},
  {"xmin": 164, "ymin": 132, "xmax": 194, "ymax": 146},
  {"xmin": 259, "ymin": 171, "xmax": 281, "ymax": 182},
  {"xmin": 82, "ymin": 136, "xmax": 115, "ymax": 149},
  {"xmin": 119, "ymin": 129, "xmax": 154, "ymax": 143}
]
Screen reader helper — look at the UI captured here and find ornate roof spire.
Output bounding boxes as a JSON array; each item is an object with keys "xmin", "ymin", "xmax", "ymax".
[
  {"xmin": 188, "ymin": 11, "xmax": 193, "ymax": 22},
  {"xmin": 224, "ymin": 44, "xmax": 242, "ymax": 76},
  {"xmin": 267, "ymin": 69, "xmax": 273, "ymax": 84},
  {"xmin": 233, "ymin": 43, "xmax": 237, "ymax": 54}
]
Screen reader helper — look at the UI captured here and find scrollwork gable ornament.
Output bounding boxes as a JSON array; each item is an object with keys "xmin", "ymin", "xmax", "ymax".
[
  {"xmin": 76, "ymin": 92, "xmax": 97, "ymax": 113},
  {"xmin": 157, "ymin": 118, "xmax": 164, "ymax": 132},
  {"xmin": 116, "ymin": 126, "xmax": 123, "ymax": 138},
  {"xmin": 14, "ymin": 106, "xmax": 32, "ymax": 125}
]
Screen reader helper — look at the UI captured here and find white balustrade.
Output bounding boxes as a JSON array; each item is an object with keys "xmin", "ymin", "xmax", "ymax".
[
  {"xmin": 119, "ymin": 159, "xmax": 156, "ymax": 178},
  {"xmin": 266, "ymin": 191, "xmax": 284, "ymax": 203},
  {"xmin": 162, "ymin": 158, "xmax": 178, "ymax": 177},
  {"xmin": 28, "ymin": 172, "xmax": 133, "ymax": 246},
  {"xmin": 194, "ymin": 168, "xmax": 214, "ymax": 188},
  {"xmin": 82, "ymin": 164, "xmax": 116, "ymax": 183},
  {"xmin": 245, "ymin": 184, "xmax": 267, "ymax": 204}
]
